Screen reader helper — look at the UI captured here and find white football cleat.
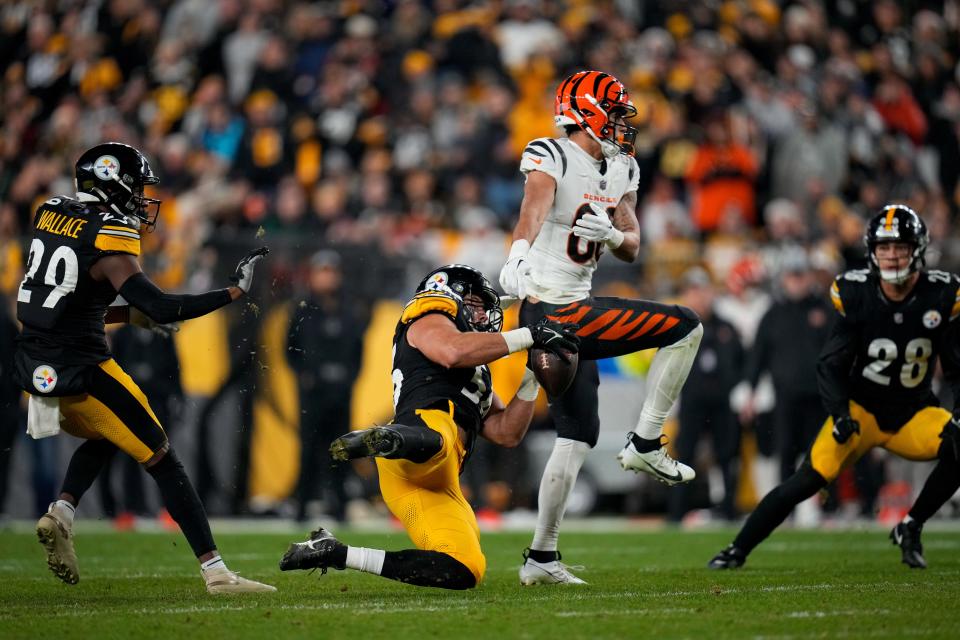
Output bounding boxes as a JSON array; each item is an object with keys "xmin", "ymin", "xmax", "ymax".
[
  {"xmin": 204, "ymin": 565, "xmax": 277, "ymax": 594},
  {"xmin": 617, "ymin": 434, "xmax": 695, "ymax": 486},
  {"xmin": 519, "ymin": 551, "xmax": 587, "ymax": 585},
  {"xmin": 36, "ymin": 506, "xmax": 79, "ymax": 585}
]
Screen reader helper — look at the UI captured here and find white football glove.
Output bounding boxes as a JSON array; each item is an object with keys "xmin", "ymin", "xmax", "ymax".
[
  {"xmin": 230, "ymin": 246, "xmax": 269, "ymax": 294},
  {"xmin": 499, "ymin": 239, "xmax": 531, "ymax": 299},
  {"xmin": 573, "ymin": 203, "xmax": 624, "ymax": 248}
]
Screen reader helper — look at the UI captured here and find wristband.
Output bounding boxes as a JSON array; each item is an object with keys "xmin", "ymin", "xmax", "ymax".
[
  {"xmin": 606, "ymin": 227, "xmax": 625, "ymax": 249},
  {"xmin": 515, "ymin": 368, "xmax": 541, "ymax": 401},
  {"xmin": 502, "ymin": 327, "xmax": 534, "ymax": 353}
]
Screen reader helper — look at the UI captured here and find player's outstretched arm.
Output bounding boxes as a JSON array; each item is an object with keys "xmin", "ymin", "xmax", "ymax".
[
  {"xmin": 407, "ymin": 314, "xmax": 530, "ymax": 369},
  {"xmin": 500, "ymin": 171, "xmax": 556, "ymax": 298},
  {"xmin": 92, "ymin": 247, "xmax": 268, "ymax": 324},
  {"xmin": 481, "ymin": 372, "xmax": 540, "ymax": 447}
]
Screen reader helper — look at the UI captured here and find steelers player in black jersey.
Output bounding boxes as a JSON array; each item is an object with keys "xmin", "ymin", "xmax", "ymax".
[
  {"xmin": 14, "ymin": 142, "xmax": 274, "ymax": 593},
  {"xmin": 279, "ymin": 265, "xmax": 580, "ymax": 589},
  {"xmin": 710, "ymin": 205, "xmax": 960, "ymax": 570}
]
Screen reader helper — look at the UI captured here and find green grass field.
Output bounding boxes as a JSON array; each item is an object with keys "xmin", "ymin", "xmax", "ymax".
[{"xmin": 2, "ymin": 526, "xmax": 959, "ymax": 639}]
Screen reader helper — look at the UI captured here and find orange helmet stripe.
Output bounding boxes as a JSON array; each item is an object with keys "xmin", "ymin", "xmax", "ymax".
[{"xmin": 884, "ymin": 205, "xmax": 896, "ymax": 231}]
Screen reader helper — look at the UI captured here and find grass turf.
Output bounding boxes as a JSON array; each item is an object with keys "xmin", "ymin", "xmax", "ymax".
[{"xmin": 1, "ymin": 527, "xmax": 959, "ymax": 639}]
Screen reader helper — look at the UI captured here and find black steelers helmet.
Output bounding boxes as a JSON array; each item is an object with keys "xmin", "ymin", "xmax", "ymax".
[
  {"xmin": 417, "ymin": 264, "xmax": 503, "ymax": 332},
  {"xmin": 864, "ymin": 204, "xmax": 929, "ymax": 284},
  {"xmin": 75, "ymin": 142, "xmax": 161, "ymax": 228}
]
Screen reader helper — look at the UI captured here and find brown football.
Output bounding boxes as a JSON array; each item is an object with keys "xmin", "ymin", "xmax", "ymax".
[{"xmin": 530, "ymin": 348, "xmax": 579, "ymax": 397}]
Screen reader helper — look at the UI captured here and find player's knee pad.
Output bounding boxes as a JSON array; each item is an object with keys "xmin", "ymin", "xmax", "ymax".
[
  {"xmin": 937, "ymin": 420, "xmax": 960, "ymax": 465},
  {"xmin": 145, "ymin": 446, "xmax": 184, "ymax": 478}
]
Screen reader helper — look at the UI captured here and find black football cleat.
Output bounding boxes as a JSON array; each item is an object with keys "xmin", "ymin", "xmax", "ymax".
[
  {"xmin": 707, "ymin": 544, "xmax": 746, "ymax": 570},
  {"xmin": 329, "ymin": 424, "xmax": 442, "ymax": 463},
  {"xmin": 890, "ymin": 521, "xmax": 927, "ymax": 569},
  {"xmin": 329, "ymin": 426, "xmax": 403, "ymax": 462},
  {"xmin": 279, "ymin": 528, "xmax": 347, "ymax": 574}
]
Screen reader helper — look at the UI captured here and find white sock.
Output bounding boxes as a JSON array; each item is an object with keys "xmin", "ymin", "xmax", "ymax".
[
  {"xmin": 633, "ymin": 324, "xmax": 702, "ymax": 440},
  {"xmin": 902, "ymin": 514, "xmax": 915, "ymax": 525},
  {"xmin": 345, "ymin": 546, "xmax": 386, "ymax": 574},
  {"xmin": 200, "ymin": 555, "xmax": 226, "ymax": 572},
  {"xmin": 51, "ymin": 500, "xmax": 76, "ymax": 527},
  {"xmin": 530, "ymin": 437, "xmax": 591, "ymax": 552}
]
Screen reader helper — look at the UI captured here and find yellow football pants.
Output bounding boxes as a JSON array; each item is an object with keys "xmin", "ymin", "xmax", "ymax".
[
  {"xmin": 58, "ymin": 359, "xmax": 167, "ymax": 464},
  {"xmin": 810, "ymin": 400, "xmax": 950, "ymax": 481},
  {"xmin": 376, "ymin": 402, "xmax": 486, "ymax": 584}
]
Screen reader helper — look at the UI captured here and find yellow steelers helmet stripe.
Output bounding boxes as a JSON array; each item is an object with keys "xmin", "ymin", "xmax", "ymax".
[{"xmin": 884, "ymin": 205, "xmax": 896, "ymax": 232}]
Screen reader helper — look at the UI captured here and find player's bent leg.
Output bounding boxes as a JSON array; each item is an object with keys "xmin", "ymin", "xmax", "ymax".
[
  {"xmin": 329, "ymin": 423, "xmax": 443, "ymax": 463},
  {"xmin": 708, "ymin": 464, "xmax": 828, "ymax": 569},
  {"xmin": 889, "ymin": 413, "xmax": 960, "ymax": 569}
]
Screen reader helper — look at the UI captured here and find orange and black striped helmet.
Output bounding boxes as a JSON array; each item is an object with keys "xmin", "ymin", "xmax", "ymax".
[
  {"xmin": 554, "ymin": 70, "xmax": 638, "ymax": 156},
  {"xmin": 864, "ymin": 204, "xmax": 929, "ymax": 283}
]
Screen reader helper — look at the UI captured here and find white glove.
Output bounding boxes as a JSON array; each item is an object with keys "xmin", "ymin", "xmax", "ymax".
[
  {"xmin": 499, "ymin": 239, "xmax": 531, "ymax": 299},
  {"xmin": 573, "ymin": 203, "xmax": 624, "ymax": 248},
  {"xmin": 130, "ymin": 307, "xmax": 179, "ymax": 337},
  {"xmin": 230, "ymin": 246, "xmax": 269, "ymax": 294}
]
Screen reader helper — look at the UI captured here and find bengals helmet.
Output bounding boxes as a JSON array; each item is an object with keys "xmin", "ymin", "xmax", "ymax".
[
  {"xmin": 417, "ymin": 264, "xmax": 503, "ymax": 333},
  {"xmin": 75, "ymin": 142, "xmax": 161, "ymax": 229},
  {"xmin": 864, "ymin": 204, "xmax": 929, "ymax": 284},
  {"xmin": 554, "ymin": 70, "xmax": 638, "ymax": 158}
]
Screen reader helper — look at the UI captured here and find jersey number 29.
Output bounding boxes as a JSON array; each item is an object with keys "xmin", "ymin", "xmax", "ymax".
[{"xmin": 17, "ymin": 238, "xmax": 79, "ymax": 309}]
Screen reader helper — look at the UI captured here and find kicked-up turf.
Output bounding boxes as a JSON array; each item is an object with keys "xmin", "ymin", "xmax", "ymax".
[{"xmin": 1, "ymin": 526, "xmax": 959, "ymax": 639}]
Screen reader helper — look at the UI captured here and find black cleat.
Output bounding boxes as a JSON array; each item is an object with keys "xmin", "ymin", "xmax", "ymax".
[
  {"xmin": 707, "ymin": 544, "xmax": 746, "ymax": 570},
  {"xmin": 279, "ymin": 528, "xmax": 347, "ymax": 574},
  {"xmin": 329, "ymin": 427, "xmax": 404, "ymax": 462},
  {"xmin": 890, "ymin": 521, "xmax": 926, "ymax": 569}
]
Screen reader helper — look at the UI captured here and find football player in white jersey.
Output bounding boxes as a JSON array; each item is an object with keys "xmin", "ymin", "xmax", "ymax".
[{"xmin": 499, "ymin": 70, "xmax": 704, "ymax": 585}]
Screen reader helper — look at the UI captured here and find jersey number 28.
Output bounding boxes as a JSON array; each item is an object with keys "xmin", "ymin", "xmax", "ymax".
[{"xmin": 862, "ymin": 337, "xmax": 932, "ymax": 388}]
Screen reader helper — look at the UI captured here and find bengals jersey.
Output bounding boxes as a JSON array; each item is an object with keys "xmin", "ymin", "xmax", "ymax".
[
  {"xmin": 16, "ymin": 194, "xmax": 141, "ymax": 367},
  {"xmin": 391, "ymin": 290, "xmax": 493, "ymax": 439},
  {"xmin": 519, "ymin": 137, "xmax": 640, "ymax": 304},
  {"xmin": 820, "ymin": 268, "xmax": 960, "ymax": 431}
]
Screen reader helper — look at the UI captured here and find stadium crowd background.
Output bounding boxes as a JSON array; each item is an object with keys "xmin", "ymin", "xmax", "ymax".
[{"xmin": 2, "ymin": 0, "xmax": 960, "ymax": 526}]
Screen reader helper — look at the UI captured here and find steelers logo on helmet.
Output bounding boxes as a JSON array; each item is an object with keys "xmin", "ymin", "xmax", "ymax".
[
  {"xmin": 425, "ymin": 271, "xmax": 449, "ymax": 292},
  {"xmin": 923, "ymin": 310, "xmax": 942, "ymax": 329},
  {"xmin": 93, "ymin": 155, "xmax": 120, "ymax": 180}
]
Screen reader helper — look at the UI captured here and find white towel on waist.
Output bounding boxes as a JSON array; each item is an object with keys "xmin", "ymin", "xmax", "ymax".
[{"xmin": 27, "ymin": 395, "xmax": 62, "ymax": 439}]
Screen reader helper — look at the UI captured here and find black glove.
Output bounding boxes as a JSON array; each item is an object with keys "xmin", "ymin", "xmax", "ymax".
[
  {"xmin": 530, "ymin": 318, "xmax": 581, "ymax": 363},
  {"xmin": 230, "ymin": 246, "xmax": 270, "ymax": 293},
  {"xmin": 941, "ymin": 416, "xmax": 960, "ymax": 462},
  {"xmin": 832, "ymin": 415, "xmax": 860, "ymax": 444}
]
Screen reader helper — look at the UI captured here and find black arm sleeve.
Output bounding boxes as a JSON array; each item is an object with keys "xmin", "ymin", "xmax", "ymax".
[
  {"xmin": 118, "ymin": 272, "xmax": 232, "ymax": 324},
  {"xmin": 817, "ymin": 314, "xmax": 858, "ymax": 419},
  {"xmin": 745, "ymin": 309, "xmax": 772, "ymax": 388}
]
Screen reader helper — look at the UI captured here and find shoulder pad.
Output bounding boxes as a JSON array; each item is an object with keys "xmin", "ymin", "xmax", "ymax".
[
  {"xmin": 520, "ymin": 137, "xmax": 566, "ymax": 179},
  {"xmin": 400, "ymin": 291, "xmax": 461, "ymax": 324},
  {"xmin": 831, "ymin": 270, "xmax": 870, "ymax": 317},
  {"xmin": 93, "ymin": 210, "xmax": 141, "ymax": 256}
]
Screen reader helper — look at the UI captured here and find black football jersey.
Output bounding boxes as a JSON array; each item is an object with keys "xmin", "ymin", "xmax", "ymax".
[
  {"xmin": 391, "ymin": 290, "xmax": 493, "ymax": 437},
  {"xmin": 16, "ymin": 194, "xmax": 142, "ymax": 365},
  {"xmin": 825, "ymin": 268, "xmax": 960, "ymax": 431}
]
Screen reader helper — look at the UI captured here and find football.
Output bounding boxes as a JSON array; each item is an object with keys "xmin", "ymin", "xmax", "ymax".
[{"xmin": 530, "ymin": 347, "xmax": 579, "ymax": 397}]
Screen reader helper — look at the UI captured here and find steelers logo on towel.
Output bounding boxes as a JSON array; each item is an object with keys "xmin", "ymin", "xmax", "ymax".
[
  {"xmin": 93, "ymin": 155, "xmax": 120, "ymax": 180},
  {"xmin": 32, "ymin": 365, "xmax": 58, "ymax": 393}
]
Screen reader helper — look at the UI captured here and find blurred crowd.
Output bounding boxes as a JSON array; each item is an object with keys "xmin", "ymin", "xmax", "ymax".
[{"xmin": 2, "ymin": 0, "xmax": 960, "ymax": 523}]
